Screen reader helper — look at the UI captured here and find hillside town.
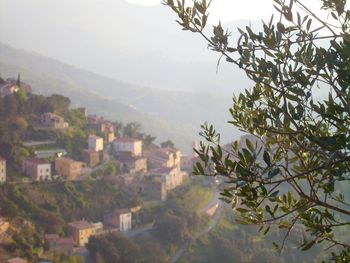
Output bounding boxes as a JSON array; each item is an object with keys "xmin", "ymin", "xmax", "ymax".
[{"xmin": 0, "ymin": 75, "xmax": 204, "ymax": 263}]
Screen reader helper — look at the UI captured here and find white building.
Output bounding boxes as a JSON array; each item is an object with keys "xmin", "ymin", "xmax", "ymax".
[
  {"xmin": 0, "ymin": 157, "xmax": 6, "ymax": 183},
  {"xmin": 113, "ymin": 138, "xmax": 142, "ymax": 157},
  {"xmin": 151, "ymin": 167, "xmax": 186, "ymax": 191},
  {"xmin": 104, "ymin": 209, "xmax": 132, "ymax": 232},
  {"xmin": 22, "ymin": 158, "xmax": 52, "ymax": 181},
  {"xmin": 88, "ymin": 135, "xmax": 104, "ymax": 152}
]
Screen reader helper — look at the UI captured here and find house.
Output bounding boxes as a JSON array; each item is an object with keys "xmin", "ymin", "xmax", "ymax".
[
  {"xmin": 45, "ymin": 234, "xmax": 75, "ymax": 255},
  {"xmin": 68, "ymin": 220, "xmax": 97, "ymax": 247},
  {"xmin": 82, "ymin": 149, "xmax": 100, "ymax": 167},
  {"xmin": 148, "ymin": 147, "xmax": 181, "ymax": 169},
  {"xmin": 104, "ymin": 209, "xmax": 132, "ymax": 232},
  {"xmin": 141, "ymin": 178, "xmax": 167, "ymax": 201},
  {"xmin": 78, "ymin": 107, "xmax": 87, "ymax": 117},
  {"xmin": 113, "ymin": 138, "xmax": 142, "ymax": 157},
  {"xmin": 0, "ymin": 218, "xmax": 9, "ymax": 236},
  {"xmin": 92, "ymin": 222, "xmax": 104, "ymax": 235},
  {"xmin": 107, "ymin": 131, "xmax": 116, "ymax": 143},
  {"xmin": 0, "ymin": 75, "xmax": 32, "ymax": 98},
  {"xmin": 119, "ymin": 174, "xmax": 135, "ymax": 186},
  {"xmin": 35, "ymin": 149, "xmax": 67, "ymax": 159},
  {"xmin": 0, "ymin": 156, "xmax": 6, "ymax": 183},
  {"xmin": 86, "ymin": 115, "xmax": 115, "ymax": 143},
  {"xmin": 7, "ymin": 258, "xmax": 27, "ymax": 263},
  {"xmin": 151, "ymin": 167, "xmax": 186, "ymax": 191},
  {"xmin": 88, "ymin": 135, "xmax": 104, "ymax": 152},
  {"xmin": 22, "ymin": 158, "xmax": 52, "ymax": 181},
  {"xmin": 41, "ymin": 112, "xmax": 69, "ymax": 129},
  {"xmin": 0, "ymin": 83, "xmax": 19, "ymax": 97},
  {"xmin": 55, "ymin": 157, "xmax": 83, "ymax": 180},
  {"xmin": 116, "ymin": 153, "xmax": 147, "ymax": 174}
]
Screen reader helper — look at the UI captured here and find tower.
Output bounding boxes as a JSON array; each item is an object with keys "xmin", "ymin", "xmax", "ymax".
[{"xmin": 16, "ymin": 73, "xmax": 21, "ymax": 87}]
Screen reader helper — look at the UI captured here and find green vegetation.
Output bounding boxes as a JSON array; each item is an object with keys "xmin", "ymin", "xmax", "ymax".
[
  {"xmin": 87, "ymin": 232, "xmax": 168, "ymax": 263},
  {"xmin": 164, "ymin": 0, "xmax": 350, "ymax": 260},
  {"xmin": 87, "ymin": 178, "xmax": 213, "ymax": 262},
  {"xmin": 0, "ymin": 53, "xmax": 231, "ymax": 153},
  {"xmin": 180, "ymin": 207, "xmax": 325, "ymax": 263},
  {"xmin": 0, "ymin": 91, "xmax": 87, "ymax": 166},
  {"xmin": 0, "ymin": 180, "xmax": 142, "ymax": 260}
]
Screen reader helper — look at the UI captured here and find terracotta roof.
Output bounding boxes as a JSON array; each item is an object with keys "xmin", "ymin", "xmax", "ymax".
[
  {"xmin": 56, "ymin": 157, "xmax": 81, "ymax": 164},
  {"xmin": 151, "ymin": 167, "xmax": 176, "ymax": 174},
  {"xmin": 56, "ymin": 238, "xmax": 75, "ymax": 246},
  {"xmin": 151, "ymin": 148, "xmax": 180, "ymax": 159},
  {"xmin": 82, "ymin": 149, "xmax": 99, "ymax": 154},
  {"xmin": 114, "ymin": 138, "xmax": 141, "ymax": 143},
  {"xmin": 7, "ymin": 258, "xmax": 27, "ymax": 263},
  {"xmin": 116, "ymin": 155, "xmax": 145, "ymax": 163},
  {"xmin": 43, "ymin": 112, "xmax": 63, "ymax": 120},
  {"xmin": 88, "ymin": 135, "xmax": 103, "ymax": 140},
  {"xmin": 68, "ymin": 220, "xmax": 95, "ymax": 230},
  {"xmin": 109, "ymin": 208, "xmax": 130, "ymax": 216},
  {"xmin": 23, "ymin": 158, "xmax": 50, "ymax": 165},
  {"xmin": 45, "ymin": 234, "xmax": 59, "ymax": 241}
]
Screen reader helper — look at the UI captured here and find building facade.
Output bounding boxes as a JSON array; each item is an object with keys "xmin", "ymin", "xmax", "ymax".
[
  {"xmin": 141, "ymin": 179, "xmax": 167, "ymax": 201},
  {"xmin": 116, "ymin": 154, "xmax": 147, "ymax": 174},
  {"xmin": 55, "ymin": 157, "xmax": 83, "ymax": 180},
  {"xmin": 22, "ymin": 158, "xmax": 52, "ymax": 181},
  {"xmin": 88, "ymin": 135, "xmax": 104, "ymax": 152},
  {"xmin": 0, "ymin": 218, "xmax": 9, "ymax": 236},
  {"xmin": 45, "ymin": 235, "xmax": 75, "ymax": 255},
  {"xmin": 148, "ymin": 148, "xmax": 181, "ymax": 169},
  {"xmin": 41, "ymin": 112, "xmax": 69, "ymax": 129},
  {"xmin": 151, "ymin": 167, "xmax": 186, "ymax": 191},
  {"xmin": 113, "ymin": 138, "xmax": 142, "ymax": 157},
  {"xmin": 68, "ymin": 220, "xmax": 97, "ymax": 247},
  {"xmin": 104, "ymin": 209, "xmax": 132, "ymax": 232},
  {"xmin": 82, "ymin": 149, "xmax": 100, "ymax": 167},
  {"xmin": 0, "ymin": 157, "xmax": 6, "ymax": 183}
]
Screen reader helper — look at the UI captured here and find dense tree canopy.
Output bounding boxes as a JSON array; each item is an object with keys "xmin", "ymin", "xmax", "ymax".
[{"xmin": 164, "ymin": 0, "xmax": 350, "ymax": 260}]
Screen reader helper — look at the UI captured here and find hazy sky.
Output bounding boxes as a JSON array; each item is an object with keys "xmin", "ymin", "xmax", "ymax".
[{"xmin": 126, "ymin": 0, "xmax": 274, "ymax": 23}]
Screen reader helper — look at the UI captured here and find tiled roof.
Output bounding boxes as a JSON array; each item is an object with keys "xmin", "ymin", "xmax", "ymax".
[
  {"xmin": 151, "ymin": 167, "xmax": 175, "ymax": 174},
  {"xmin": 114, "ymin": 138, "xmax": 141, "ymax": 143},
  {"xmin": 68, "ymin": 220, "xmax": 94, "ymax": 230},
  {"xmin": 55, "ymin": 157, "xmax": 81, "ymax": 164},
  {"xmin": 109, "ymin": 208, "xmax": 130, "ymax": 216},
  {"xmin": 23, "ymin": 158, "xmax": 50, "ymax": 165},
  {"xmin": 56, "ymin": 238, "xmax": 75, "ymax": 245},
  {"xmin": 88, "ymin": 135, "xmax": 103, "ymax": 140},
  {"xmin": 82, "ymin": 149, "xmax": 99, "ymax": 154},
  {"xmin": 7, "ymin": 258, "xmax": 27, "ymax": 263},
  {"xmin": 44, "ymin": 234, "xmax": 59, "ymax": 241}
]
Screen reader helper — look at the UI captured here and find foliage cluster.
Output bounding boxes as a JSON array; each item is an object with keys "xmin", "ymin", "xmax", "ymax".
[{"xmin": 164, "ymin": 0, "xmax": 350, "ymax": 259}]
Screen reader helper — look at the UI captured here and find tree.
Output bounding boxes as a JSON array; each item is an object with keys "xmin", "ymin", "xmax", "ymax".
[
  {"xmin": 123, "ymin": 122, "xmax": 142, "ymax": 138},
  {"xmin": 160, "ymin": 139, "xmax": 175, "ymax": 149},
  {"xmin": 155, "ymin": 213, "xmax": 191, "ymax": 246},
  {"xmin": 164, "ymin": 0, "xmax": 350, "ymax": 259}
]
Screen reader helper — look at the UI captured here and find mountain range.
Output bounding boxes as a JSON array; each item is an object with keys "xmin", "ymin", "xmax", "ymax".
[{"xmin": 0, "ymin": 0, "xmax": 266, "ymax": 151}]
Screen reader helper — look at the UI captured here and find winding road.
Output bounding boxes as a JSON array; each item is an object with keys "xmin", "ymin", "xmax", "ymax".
[{"xmin": 169, "ymin": 188, "xmax": 223, "ymax": 263}]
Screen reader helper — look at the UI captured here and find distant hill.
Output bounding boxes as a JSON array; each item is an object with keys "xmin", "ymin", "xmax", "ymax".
[
  {"xmin": 0, "ymin": 44, "xmax": 240, "ymax": 152},
  {"xmin": 0, "ymin": 0, "xmax": 253, "ymax": 93}
]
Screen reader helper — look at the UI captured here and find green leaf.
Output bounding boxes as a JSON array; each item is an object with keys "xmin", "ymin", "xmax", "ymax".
[
  {"xmin": 302, "ymin": 240, "xmax": 316, "ymax": 251},
  {"xmin": 263, "ymin": 150, "xmax": 271, "ymax": 166},
  {"xmin": 268, "ymin": 168, "xmax": 280, "ymax": 179},
  {"xmin": 246, "ymin": 138, "xmax": 254, "ymax": 152}
]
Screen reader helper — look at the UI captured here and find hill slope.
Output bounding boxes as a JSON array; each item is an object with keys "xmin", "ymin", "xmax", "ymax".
[{"xmin": 0, "ymin": 44, "xmax": 238, "ymax": 152}]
